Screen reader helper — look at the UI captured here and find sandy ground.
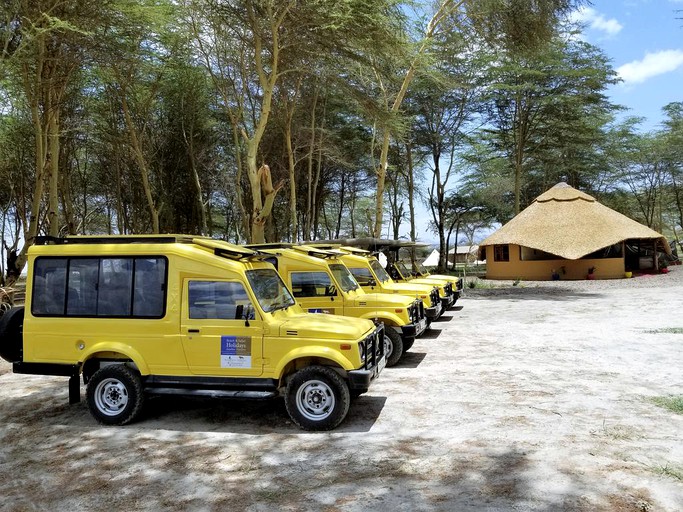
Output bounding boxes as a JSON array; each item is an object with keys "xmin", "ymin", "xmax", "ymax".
[{"xmin": 1, "ymin": 270, "xmax": 682, "ymax": 511}]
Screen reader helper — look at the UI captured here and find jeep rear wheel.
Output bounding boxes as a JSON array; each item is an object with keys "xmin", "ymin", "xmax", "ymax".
[
  {"xmin": 384, "ymin": 328, "xmax": 404, "ymax": 367},
  {"xmin": 86, "ymin": 365, "xmax": 144, "ymax": 426},
  {"xmin": 285, "ymin": 366, "xmax": 350, "ymax": 431}
]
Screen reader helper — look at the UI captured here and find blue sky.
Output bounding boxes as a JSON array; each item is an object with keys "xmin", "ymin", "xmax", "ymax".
[{"xmin": 571, "ymin": 1, "xmax": 683, "ymax": 131}]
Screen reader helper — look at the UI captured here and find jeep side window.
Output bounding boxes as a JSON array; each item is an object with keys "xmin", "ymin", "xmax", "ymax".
[
  {"xmin": 98, "ymin": 259, "xmax": 134, "ymax": 316},
  {"xmin": 188, "ymin": 281, "xmax": 252, "ymax": 320},
  {"xmin": 67, "ymin": 259, "xmax": 100, "ymax": 315},
  {"xmin": 291, "ymin": 272, "xmax": 334, "ymax": 297},
  {"xmin": 32, "ymin": 256, "xmax": 167, "ymax": 318},
  {"xmin": 32, "ymin": 259, "xmax": 67, "ymax": 315},
  {"xmin": 133, "ymin": 258, "xmax": 166, "ymax": 317},
  {"xmin": 348, "ymin": 267, "xmax": 374, "ymax": 286}
]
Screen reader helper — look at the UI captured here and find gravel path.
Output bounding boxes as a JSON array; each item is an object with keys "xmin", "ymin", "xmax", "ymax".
[{"xmin": 1, "ymin": 268, "xmax": 682, "ymax": 511}]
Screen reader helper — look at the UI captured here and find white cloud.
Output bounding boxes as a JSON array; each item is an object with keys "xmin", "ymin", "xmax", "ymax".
[
  {"xmin": 617, "ymin": 50, "xmax": 683, "ymax": 84},
  {"xmin": 570, "ymin": 7, "xmax": 623, "ymax": 37}
]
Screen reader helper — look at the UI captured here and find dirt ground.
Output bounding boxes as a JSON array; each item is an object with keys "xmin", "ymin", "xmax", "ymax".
[{"xmin": 1, "ymin": 270, "xmax": 682, "ymax": 511}]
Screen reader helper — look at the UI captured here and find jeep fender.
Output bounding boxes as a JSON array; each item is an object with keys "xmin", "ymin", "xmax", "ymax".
[
  {"xmin": 80, "ymin": 342, "xmax": 150, "ymax": 375},
  {"xmin": 274, "ymin": 346, "xmax": 355, "ymax": 380},
  {"xmin": 358, "ymin": 311, "xmax": 405, "ymax": 328}
]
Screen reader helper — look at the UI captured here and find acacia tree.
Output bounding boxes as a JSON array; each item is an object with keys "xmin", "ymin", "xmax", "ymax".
[
  {"xmin": 0, "ymin": 0, "xmax": 119, "ymax": 280},
  {"xmin": 369, "ymin": 0, "xmax": 578, "ymax": 238},
  {"xmin": 187, "ymin": 0, "xmax": 404, "ymax": 243},
  {"xmin": 480, "ymin": 37, "xmax": 618, "ymax": 213}
]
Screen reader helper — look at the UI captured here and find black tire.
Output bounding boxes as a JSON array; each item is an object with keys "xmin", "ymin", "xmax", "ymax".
[
  {"xmin": 403, "ymin": 337, "xmax": 415, "ymax": 352},
  {"xmin": 384, "ymin": 328, "xmax": 404, "ymax": 367},
  {"xmin": 0, "ymin": 307, "xmax": 23, "ymax": 363},
  {"xmin": 86, "ymin": 365, "xmax": 145, "ymax": 425},
  {"xmin": 285, "ymin": 366, "xmax": 350, "ymax": 431}
]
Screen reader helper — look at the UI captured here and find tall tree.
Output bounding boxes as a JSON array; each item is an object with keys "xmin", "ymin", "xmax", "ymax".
[
  {"xmin": 480, "ymin": 37, "xmax": 619, "ymax": 214},
  {"xmin": 0, "ymin": 0, "xmax": 121, "ymax": 279}
]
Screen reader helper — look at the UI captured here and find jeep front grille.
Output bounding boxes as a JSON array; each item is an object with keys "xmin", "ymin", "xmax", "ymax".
[
  {"xmin": 363, "ymin": 324, "xmax": 384, "ymax": 370},
  {"xmin": 430, "ymin": 289, "xmax": 440, "ymax": 308},
  {"xmin": 409, "ymin": 300, "xmax": 424, "ymax": 323}
]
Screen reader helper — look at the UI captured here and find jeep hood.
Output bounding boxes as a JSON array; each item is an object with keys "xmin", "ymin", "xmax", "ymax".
[
  {"xmin": 382, "ymin": 282, "xmax": 433, "ymax": 296},
  {"xmin": 355, "ymin": 292, "xmax": 414, "ymax": 308},
  {"xmin": 279, "ymin": 314, "xmax": 373, "ymax": 340}
]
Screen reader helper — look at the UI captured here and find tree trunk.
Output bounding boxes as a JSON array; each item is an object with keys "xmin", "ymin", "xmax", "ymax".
[
  {"xmin": 373, "ymin": 0, "xmax": 462, "ymax": 237},
  {"xmin": 120, "ymin": 90, "xmax": 159, "ymax": 233},
  {"xmin": 304, "ymin": 84, "xmax": 319, "ymax": 240},
  {"xmin": 285, "ymin": 113, "xmax": 297, "ymax": 241}
]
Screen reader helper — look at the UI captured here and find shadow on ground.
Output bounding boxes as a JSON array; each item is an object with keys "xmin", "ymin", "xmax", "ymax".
[
  {"xmin": 419, "ymin": 328, "xmax": 442, "ymax": 340},
  {"xmin": 391, "ymin": 351, "xmax": 426, "ymax": 369},
  {"xmin": 0, "ymin": 377, "xmax": 386, "ymax": 435}
]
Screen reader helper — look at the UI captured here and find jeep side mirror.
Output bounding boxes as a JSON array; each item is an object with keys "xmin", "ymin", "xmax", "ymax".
[
  {"xmin": 236, "ymin": 304, "xmax": 255, "ymax": 326},
  {"xmin": 368, "ymin": 278, "xmax": 376, "ymax": 287}
]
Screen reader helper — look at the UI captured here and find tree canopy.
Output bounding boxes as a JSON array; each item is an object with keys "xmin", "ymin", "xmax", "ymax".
[{"xmin": 1, "ymin": 0, "xmax": 681, "ymax": 279}]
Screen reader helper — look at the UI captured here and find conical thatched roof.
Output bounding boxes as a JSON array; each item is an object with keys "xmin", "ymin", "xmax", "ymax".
[{"xmin": 480, "ymin": 183, "xmax": 670, "ymax": 260}]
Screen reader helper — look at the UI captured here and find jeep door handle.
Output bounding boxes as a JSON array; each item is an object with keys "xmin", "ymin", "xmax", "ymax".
[{"xmin": 188, "ymin": 328, "xmax": 200, "ymax": 333}]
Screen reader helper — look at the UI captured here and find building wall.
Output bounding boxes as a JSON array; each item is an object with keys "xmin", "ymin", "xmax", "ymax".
[{"xmin": 484, "ymin": 244, "xmax": 626, "ymax": 280}]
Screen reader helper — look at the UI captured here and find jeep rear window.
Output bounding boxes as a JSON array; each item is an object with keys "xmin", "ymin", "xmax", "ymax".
[{"xmin": 32, "ymin": 256, "xmax": 167, "ymax": 318}]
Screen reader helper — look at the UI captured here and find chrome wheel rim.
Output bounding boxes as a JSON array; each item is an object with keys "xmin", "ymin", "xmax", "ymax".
[
  {"xmin": 384, "ymin": 334, "xmax": 394, "ymax": 360},
  {"xmin": 94, "ymin": 377, "xmax": 129, "ymax": 417},
  {"xmin": 295, "ymin": 379, "xmax": 335, "ymax": 421}
]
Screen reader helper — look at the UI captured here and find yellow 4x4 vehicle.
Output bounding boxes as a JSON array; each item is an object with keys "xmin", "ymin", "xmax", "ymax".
[
  {"xmin": 388, "ymin": 259, "xmax": 460, "ymax": 308},
  {"xmin": 310, "ymin": 246, "xmax": 443, "ymax": 322},
  {"xmin": 0, "ymin": 236, "xmax": 385, "ymax": 431},
  {"xmin": 249, "ymin": 244, "xmax": 427, "ymax": 367}
]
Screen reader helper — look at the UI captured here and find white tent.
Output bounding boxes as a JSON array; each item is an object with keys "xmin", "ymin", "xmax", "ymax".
[{"xmin": 422, "ymin": 249, "xmax": 440, "ymax": 267}]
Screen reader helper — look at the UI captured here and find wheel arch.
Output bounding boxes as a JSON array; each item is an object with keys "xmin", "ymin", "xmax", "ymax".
[
  {"xmin": 359, "ymin": 312, "xmax": 404, "ymax": 327},
  {"xmin": 80, "ymin": 343, "xmax": 150, "ymax": 380},
  {"xmin": 275, "ymin": 348, "xmax": 354, "ymax": 385}
]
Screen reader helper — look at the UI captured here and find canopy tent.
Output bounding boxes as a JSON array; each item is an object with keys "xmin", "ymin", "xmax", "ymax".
[{"xmin": 422, "ymin": 249, "xmax": 440, "ymax": 267}]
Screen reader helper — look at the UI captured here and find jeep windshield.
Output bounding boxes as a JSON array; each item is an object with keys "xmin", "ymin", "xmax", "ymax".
[
  {"xmin": 329, "ymin": 264, "xmax": 359, "ymax": 292},
  {"xmin": 369, "ymin": 260, "xmax": 391, "ymax": 283},
  {"xmin": 246, "ymin": 269, "xmax": 296, "ymax": 313},
  {"xmin": 415, "ymin": 263, "xmax": 429, "ymax": 276},
  {"xmin": 395, "ymin": 261, "xmax": 415, "ymax": 278}
]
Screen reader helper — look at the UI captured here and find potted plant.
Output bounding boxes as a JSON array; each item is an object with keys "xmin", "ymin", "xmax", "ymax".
[
  {"xmin": 660, "ymin": 260, "xmax": 669, "ymax": 274},
  {"xmin": 587, "ymin": 266, "xmax": 596, "ymax": 280}
]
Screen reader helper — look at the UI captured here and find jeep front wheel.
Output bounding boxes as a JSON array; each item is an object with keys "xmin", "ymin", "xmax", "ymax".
[
  {"xmin": 86, "ymin": 365, "xmax": 144, "ymax": 426},
  {"xmin": 285, "ymin": 366, "xmax": 350, "ymax": 431},
  {"xmin": 384, "ymin": 328, "xmax": 404, "ymax": 367}
]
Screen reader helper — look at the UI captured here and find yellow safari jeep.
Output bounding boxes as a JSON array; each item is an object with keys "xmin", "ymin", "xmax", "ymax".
[
  {"xmin": 388, "ymin": 259, "xmax": 460, "ymax": 308},
  {"xmin": 0, "ymin": 236, "xmax": 385, "ymax": 431},
  {"xmin": 307, "ymin": 245, "xmax": 443, "ymax": 322},
  {"xmin": 249, "ymin": 244, "xmax": 428, "ymax": 367}
]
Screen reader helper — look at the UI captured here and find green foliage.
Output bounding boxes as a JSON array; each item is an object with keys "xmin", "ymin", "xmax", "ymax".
[
  {"xmin": 645, "ymin": 327, "xmax": 683, "ymax": 334},
  {"xmin": 0, "ymin": 0, "xmax": 680, "ymax": 270},
  {"xmin": 651, "ymin": 395, "xmax": 683, "ymax": 414}
]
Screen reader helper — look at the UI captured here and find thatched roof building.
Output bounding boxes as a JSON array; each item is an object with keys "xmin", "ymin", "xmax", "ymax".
[{"xmin": 479, "ymin": 183, "xmax": 671, "ymax": 280}]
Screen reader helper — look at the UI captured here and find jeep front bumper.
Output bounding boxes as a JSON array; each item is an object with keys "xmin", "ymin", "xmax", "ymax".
[
  {"xmin": 425, "ymin": 303, "xmax": 441, "ymax": 320},
  {"xmin": 348, "ymin": 353, "xmax": 386, "ymax": 392},
  {"xmin": 401, "ymin": 317, "xmax": 427, "ymax": 341}
]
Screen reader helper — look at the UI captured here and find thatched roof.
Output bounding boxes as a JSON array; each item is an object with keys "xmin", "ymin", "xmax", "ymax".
[{"xmin": 479, "ymin": 183, "xmax": 670, "ymax": 260}]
